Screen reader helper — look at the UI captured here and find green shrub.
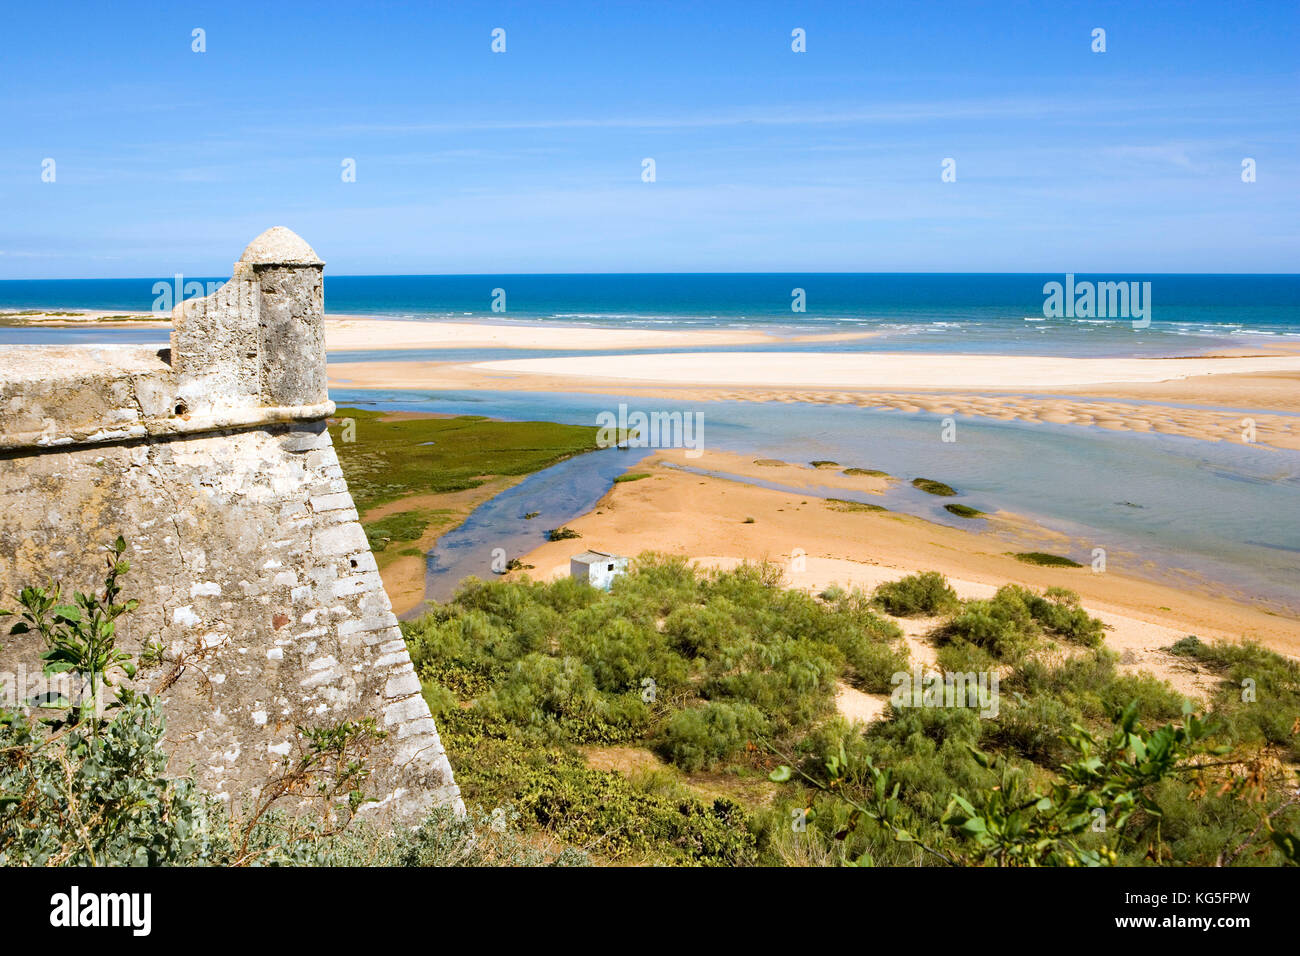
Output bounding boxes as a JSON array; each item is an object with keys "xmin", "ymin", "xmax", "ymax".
[
  {"xmin": 944, "ymin": 588, "xmax": 1039, "ymax": 661},
  {"xmin": 872, "ymin": 572, "xmax": 960, "ymax": 616},
  {"xmin": 439, "ymin": 722, "xmax": 758, "ymax": 866},
  {"xmin": 943, "ymin": 585, "xmax": 1104, "ymax": 659},
  {"xmin": 479, "ymin": 653, "xmax": 651, "ymax": 744},
  {"xmin": 658, "ymin": 701, "xmax": 769, "ymax": 771},
  {"xmin": 1179, "ymin": 640, "xmax": 1300, "ymax": 759},
  {"xmin": 987, "ymin": 694, "xmax": 1077, "ymax": 765},
  {"xmin": 560, "ymin": 608, "xmax": 690, "ymax": 695},
  {"xmin": 1167, "ymin": 635, "xmax": 1204, "ymax": 657},
  {"xmin": 818, "ymin": 583, "xmax": 847, "ymax": 602},
  {"xmin": 0, "ymin": 693, "xmax": 211, "ymax": 866},
  {"xmin": 936, "ymin": 639, "xmax": 997, "ymax": 674},
  {"xmin": 1023, "ymin": 586, "xmax": 1105, "ymax": 647},
  {"xmin": 421, "ymin": 679, "xmax": 458, "ymax": 717},
  {"xmin": 387, "ymin": 805, "xmax": 590, "ymax": 867}
]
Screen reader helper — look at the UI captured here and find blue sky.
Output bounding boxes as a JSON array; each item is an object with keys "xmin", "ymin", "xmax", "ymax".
[{"xmin": 2, "ymin": 0, "xmax": 1297, "ymax": 277}]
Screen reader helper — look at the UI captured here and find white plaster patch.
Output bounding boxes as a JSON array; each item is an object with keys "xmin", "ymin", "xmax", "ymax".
[{"xmin": 172, "ymin": 605, "xmax": 201, "ymax": 627}]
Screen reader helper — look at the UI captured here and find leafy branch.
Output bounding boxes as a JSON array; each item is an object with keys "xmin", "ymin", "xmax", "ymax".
[{"xmin": 4, "ymin": 536, "xmax": 139, "ymax": 731}]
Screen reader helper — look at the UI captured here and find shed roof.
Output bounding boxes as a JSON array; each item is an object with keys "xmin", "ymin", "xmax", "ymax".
[{"xmin": 570, "ymin": 550, "xmax": 623, "ymax": 564}]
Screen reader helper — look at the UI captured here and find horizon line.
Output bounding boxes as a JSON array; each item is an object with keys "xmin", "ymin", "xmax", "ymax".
[{"xmin": 3, "ymin": 270, "xmax": 1299, "ymax": 283}]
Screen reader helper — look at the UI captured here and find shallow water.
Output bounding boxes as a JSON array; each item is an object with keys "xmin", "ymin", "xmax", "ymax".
[
  {"xmin": 336, "ymin": 388, "xmax": 1300, "ymax": 614},
  {"xmin": 0, "ymin": 327, "xmax": 170, "ymax": 346},
  {"xmin": 398, "ymin": 446, "xmax": 645, "ymax": 612}
]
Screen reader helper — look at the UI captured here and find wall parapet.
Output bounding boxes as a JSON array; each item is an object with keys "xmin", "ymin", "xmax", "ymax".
[{"xmin": 0, "ymin": 342, "xmax": 335, "ymax": 451}]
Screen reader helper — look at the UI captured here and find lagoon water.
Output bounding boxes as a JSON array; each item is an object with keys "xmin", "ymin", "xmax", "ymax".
[
  {"xmin": 395, "ymin": 446, "xmax": 643, "ymax": 611},
  {"xmin": 334, "ymin": 388, "xmax": 1300, "ymax": 616}
]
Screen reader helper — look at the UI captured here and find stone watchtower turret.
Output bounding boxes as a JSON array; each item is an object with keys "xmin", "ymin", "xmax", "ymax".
[
  {"xmin": 0, "ymin": 228, "xmax": 460, "ymax": 822},
  {"xmin": 172, "ymin": 226, "xmax": 330, "ymax": 417}
]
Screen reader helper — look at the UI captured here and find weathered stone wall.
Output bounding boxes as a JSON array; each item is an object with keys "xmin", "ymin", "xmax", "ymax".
[{"xmin": 0, "ymin": 228, "xmax": 460, "ymax": 823}]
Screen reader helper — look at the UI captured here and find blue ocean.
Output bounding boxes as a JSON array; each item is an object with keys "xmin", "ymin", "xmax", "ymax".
[{"xmin": 2, "ymin": 273, "xmax": 1299, "ymax": 357}]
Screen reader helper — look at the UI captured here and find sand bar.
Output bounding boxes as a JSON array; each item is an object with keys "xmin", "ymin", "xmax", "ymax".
[
  {"xmin": 3, "ymin": 312, "xmax": 878, "ymax": 349},
  {"xmin": 470, "ymin": 351, "xmax": 1300, "ymax": 390},
  {"xmin": 324, "ymin": 318, "xmax": 880, "ymax": 351},
  {"xmin": 329, "ymin": 355, "xmax": 1300, "ymax": 451}
]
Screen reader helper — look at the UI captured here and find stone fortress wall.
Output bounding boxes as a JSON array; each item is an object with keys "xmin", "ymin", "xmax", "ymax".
[{"xmin": 0, "ymin": 228, "xmax": 460, "ymax": 822}]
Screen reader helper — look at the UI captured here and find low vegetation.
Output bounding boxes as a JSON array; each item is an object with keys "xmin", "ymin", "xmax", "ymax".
[
  {"xmin": 912, "ymin": 477, "xmax": 957, "ymax": 496},
  {"xmin": 6, "ymin": 544, "xmax": 1297, "ymax": 868},
  {"xmin": 402, "ymin": 556, "xmax": 907, "ymax": 864},
  {"xmin": 944, "ymin": 503, "xmax": 985, "ymax": 518},
  {"xmin": 613, "ymin": 473, "xmax": 651, "ymax": 484},
  {"xmin": 364, "ymin": 508, "xmax": 452, "ymax": 553},
  {"xmin": 826, "ymin": 498, "xmax": 887, "ymax": 513},
  {"xmin": 403, "ymin": 560, "xmax": 1299, "ymax": 866},
  {"xmin": 1012, "ymin": 551, "xmax": 1083, "ymax": 568},
  {"xmin": 330, "ymin": 407, "xmax": 606, "ymax": 512}
]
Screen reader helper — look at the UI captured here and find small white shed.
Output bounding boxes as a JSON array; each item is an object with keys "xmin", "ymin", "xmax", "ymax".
[{"xmin": 569, "ymin": 550, "xmax": 628, "ymax": 590}]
